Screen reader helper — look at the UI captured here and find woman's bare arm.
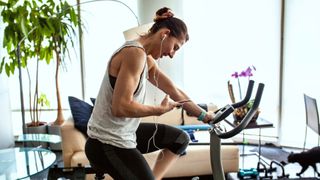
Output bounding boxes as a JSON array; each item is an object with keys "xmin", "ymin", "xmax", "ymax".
[
  {"xmin": 147, "ymin": 56, "xmax": 213, "ymax": 122},
  {"xmin": 111, "ymin": 48, "xmax": 178, "ymax": 118}
]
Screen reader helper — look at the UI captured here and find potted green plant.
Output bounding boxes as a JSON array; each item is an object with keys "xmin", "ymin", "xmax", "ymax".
[{"xmin": 0, "ymin": 0, "xmax": 79, "ymax": 133}]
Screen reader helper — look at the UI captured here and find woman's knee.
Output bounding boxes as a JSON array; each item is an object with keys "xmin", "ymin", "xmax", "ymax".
[{"xmin": 170, "ymin": 130, "xmax": 190, "ymax": 155}]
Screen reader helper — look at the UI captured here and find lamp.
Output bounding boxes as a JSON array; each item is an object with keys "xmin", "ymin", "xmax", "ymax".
[{"xmin": 76, "ymin": 0, "xmax": 140, "ymax": 25}]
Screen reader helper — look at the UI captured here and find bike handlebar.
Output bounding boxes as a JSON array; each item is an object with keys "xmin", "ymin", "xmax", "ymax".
[
  {"xmin": 232, "ymin": 80, "xmax": 255, "ymax": 109},
  {"xmin": 210, "ymin": 80, "xmax": 255, "ymax": 124},
  {"xmin": 210, "ymin": 81, "xmax": 265, "ymax": 139}
]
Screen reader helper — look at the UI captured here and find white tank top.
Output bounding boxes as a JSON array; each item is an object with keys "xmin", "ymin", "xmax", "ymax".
[{"xmin": 87, "ymin": 41, "xmax": 148, "ymax": 148}]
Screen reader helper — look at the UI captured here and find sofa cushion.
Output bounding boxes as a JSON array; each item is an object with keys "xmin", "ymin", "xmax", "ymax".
[
  {"xmin": 90, "ymin": 97, "xmax": 96, "ymax": 105},
  {"xmin": 68, "ymin": 96, "xmax": 93, "ymax": 136},
  {"xmin": 71, "ymin": 151, "xmax": 90, "ymax": 167},
  {"xmin": 144, "ymin": 145, "xmax": 239, "ymax": 177}
]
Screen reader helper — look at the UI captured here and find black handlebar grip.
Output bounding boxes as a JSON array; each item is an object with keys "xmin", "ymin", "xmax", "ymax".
[
  {"xmin": 232, "ymin": 80, "xmax": 255, "ymax": 109},
  {"xmin": 210, "ymin": 80, "xmax": 255, "ymax": 124}
]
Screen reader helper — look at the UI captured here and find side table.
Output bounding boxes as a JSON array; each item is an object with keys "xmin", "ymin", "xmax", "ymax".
[
  {"xmin": 0, "ymin": 147, "xmax": 56, "ymax": 179},
  {"xmin": 16, "ymin": 133, "xmax": 61, "ymax": 149},
  {"xmin": 225, "ymin": 117, "xmax": 274, "ymax": 169},
  {"xmin": 17, "ymin": 134, "xmax": 61, "ymax": 144}
]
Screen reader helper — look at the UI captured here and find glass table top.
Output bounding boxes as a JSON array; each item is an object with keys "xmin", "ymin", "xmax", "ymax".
[
  {"xmin": 0, "ymin": 147, "xmax": 56, "ymax": 179},
  {"xmin": 17, "ymin": 134, "xmax": 61, "ymax": 144}
]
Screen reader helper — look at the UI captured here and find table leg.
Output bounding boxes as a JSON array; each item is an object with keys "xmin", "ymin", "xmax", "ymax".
[
  {"xmin": 258, "ymin": 128, "xmax": 261, "ymax": 164},
  {"xmin": 242, "ymin": 130, "xmax": 245, "ymax": 169}
]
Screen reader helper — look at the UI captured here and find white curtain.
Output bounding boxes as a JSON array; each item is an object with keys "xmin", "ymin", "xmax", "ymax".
[
  {"xmin": 0, "ymin": 74, "xmax": 14, "ymax": 149},
  {"xmin": 281, "ymin": 0, "xmax": 320, "ymax": 148},
  {"xmin": 0, "ymin": 9, "xmax": 14, "ymax": 143}
]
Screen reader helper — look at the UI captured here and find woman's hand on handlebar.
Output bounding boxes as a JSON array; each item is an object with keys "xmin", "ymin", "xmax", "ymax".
[{"xmin": 203, "ymin": 112, "xmax": 215, "ymax": 124}]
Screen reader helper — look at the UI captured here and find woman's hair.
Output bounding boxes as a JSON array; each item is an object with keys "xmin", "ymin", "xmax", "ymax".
[{"xmin": 148, "ymin": 7, "xmax": 189, "ymax": 41}]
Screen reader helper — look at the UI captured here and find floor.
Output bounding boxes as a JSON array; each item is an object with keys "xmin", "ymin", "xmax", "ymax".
[
  {"xmin": 29, "ymin": 144, "xmax": 320, "ymax": 180},
  {"xmin": 162, "ymin": 144, "xmax": 320, "ymax": 180},
  {"xmin": 236, "ymin": 145, "xmax": 320, "ymax": 180}
]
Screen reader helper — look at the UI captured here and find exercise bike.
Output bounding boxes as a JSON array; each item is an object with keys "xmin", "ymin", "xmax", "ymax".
[{"xmin": 208, "ymin": 80, "xmax": 264, "ymax": 180}]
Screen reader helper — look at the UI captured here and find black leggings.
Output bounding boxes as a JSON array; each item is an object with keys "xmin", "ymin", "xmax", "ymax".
[{"xmin": 85, "ymin": 122, "xmax": 189, "ymax": 180}]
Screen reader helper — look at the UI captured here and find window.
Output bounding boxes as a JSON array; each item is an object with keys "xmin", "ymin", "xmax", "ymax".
[
  {"xmin": 6, "ymin": 0, "xmax": 81, "ymax": 134},
  {"xmin": 183, "ymin": 0, "xmax": 281, "ymax": 141},
  {"xmin": 281, "ymin": 0, "xmax": 320, "ymax": 148},
  {"xmin": 4, "ymin": 0, "xmax": 138, "ymax": 135},
  {"xmin": 4, "ymin": 0, "xmax": 320, "ymax": 149},
  {"xmin": 80, "ymin": 0, "xmax": 138, "ymax": 100}
]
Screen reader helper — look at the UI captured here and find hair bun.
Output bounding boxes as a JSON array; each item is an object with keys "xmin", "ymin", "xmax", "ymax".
[{"xmin": 153, "ymin": 7, "xmax": 174, "ymax": 22}]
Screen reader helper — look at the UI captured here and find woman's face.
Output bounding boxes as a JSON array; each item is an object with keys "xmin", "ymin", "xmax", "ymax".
[
  {"xmin": 150, "ymin": 29, "xmax": 186, "ymax": 60},
  {"xmin": 159, "ymin": 35, "xmax": 185, "ymax": 59}
]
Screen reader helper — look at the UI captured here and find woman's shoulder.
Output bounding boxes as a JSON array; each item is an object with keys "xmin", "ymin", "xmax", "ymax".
[
  {"xmin": 124, "ymin": 40, "xmax": 144, "ymax": 48},
  {"xmin": 118, "ymin": 41, "xmax": 145, "ymax": 56},
  {"xmin": 120, "ymin": 40, "xmax": 144, "ymax": 53},
  {"xmin": 112, "ymin": 42, "xmax": 146, "ymax": 68},
  {"xmin": 123, "ymin": 45, "xmax": 145, "ymax": 54}
]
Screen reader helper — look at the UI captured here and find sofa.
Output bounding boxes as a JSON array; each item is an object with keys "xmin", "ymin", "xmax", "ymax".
[{"xmin": 61, "ymin": 103, "xmax": 239, "ymax": 179}]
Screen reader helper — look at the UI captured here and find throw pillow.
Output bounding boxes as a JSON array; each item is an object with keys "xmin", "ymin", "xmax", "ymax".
[
  {"xmin": 90, "ymin": 97, "xmax": 96, "ymax": 105},
  {"xmin": 68, "ymin": 96, "xmax": 93, "ymax": 136}
]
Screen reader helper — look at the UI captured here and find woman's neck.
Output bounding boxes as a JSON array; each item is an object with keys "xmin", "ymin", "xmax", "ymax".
[{"xmin": 138, "ymin": 36, "xmax": 155, "ymax": 56}]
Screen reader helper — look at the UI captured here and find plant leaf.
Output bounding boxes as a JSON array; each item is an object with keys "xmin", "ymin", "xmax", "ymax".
[
  {"xmin": 20, "ymin": 15, "xmax": 28, "ymax": 38},
  {"xmin": 0, "ymin": 1, "xmax": 7, "ymax": 6}
]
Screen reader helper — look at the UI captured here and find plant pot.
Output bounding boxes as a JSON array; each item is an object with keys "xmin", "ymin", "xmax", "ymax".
[
  {"xmin": 47, "ymin": 123, "xmax": 62, "ymax": 151},
  {"xmin": 233, "ymin": 106, "xmax": 260, "ymax": 125},
  {"xmin": 25, "ymin": 122, "xmax": 48, "ymax": 148}
]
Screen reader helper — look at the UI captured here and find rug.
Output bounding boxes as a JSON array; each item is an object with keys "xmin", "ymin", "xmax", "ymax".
[{"xmin": 250, "ymin": 146, "xmax": 291, "ymax": 165}]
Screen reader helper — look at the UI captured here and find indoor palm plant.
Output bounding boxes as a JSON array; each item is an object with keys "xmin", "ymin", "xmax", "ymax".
[{"xmin": 0, "ymin": 0, "xmax": 80, "ymax": 128}]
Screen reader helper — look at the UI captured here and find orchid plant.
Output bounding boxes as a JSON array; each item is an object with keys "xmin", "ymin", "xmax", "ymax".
[
  {"xmin": 229, "ymin": 65, "xmax": 259, "ymax": 123},
  {"xmin": 228, "ymin": 65, "xmax": 258, "ymax": 123},
  {"xmin": 231, "ymin": 65, "xmax": 256, "ymax": 100}
]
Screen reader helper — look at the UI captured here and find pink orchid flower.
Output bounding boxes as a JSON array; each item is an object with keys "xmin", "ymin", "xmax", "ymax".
[{"xmin": 231, "ymin": 65, "xmax": 256, "ymax": 100}]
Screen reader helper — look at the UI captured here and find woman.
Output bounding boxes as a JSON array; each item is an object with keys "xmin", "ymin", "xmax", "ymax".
[{"xmin": 85, "ymin": 7, "xmax": 214, "ymax": 180}]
